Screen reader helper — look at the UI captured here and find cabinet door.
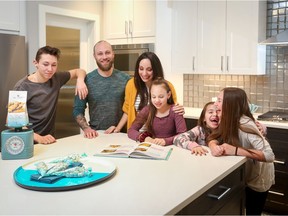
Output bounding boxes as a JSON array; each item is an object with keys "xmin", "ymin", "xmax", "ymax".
[
  {"xmin": 264, "ymin": 127, "xmax": 288, "ymax": 214},
  {"xmin": 175, "ymin": 0, "xmax": 266, "ymax": 75},
  {"xmin": 104, "ymin": 0, "xmax": 129, "ymax": 40},
  {"xmin": 171, "ymin": 1, "xmax": 197, "ymax": 73},
  {"xmin": 176, "ymin": 165, "xmax": 245, "ymax": 215},
  {"xmin": 104, "ymin": 0, "xmax": 155, "ymax": 40},
  {"xmin": 184, "ymin": 118, "xmax": 198, "ymax": 130},
  {"xmin": 197, "ymin": 1, "xmax": 226, "ymax": 74},
  {"xmin": 132, "ymin": 0, "xmax": 155, "ymax": 38},
  {"xmin": 0, "ymin": 1, "xmax": 20, "ymax": 32},
  {"xmin": 226, "ymin": 1, "xmax": 265, "ymax": 75}
]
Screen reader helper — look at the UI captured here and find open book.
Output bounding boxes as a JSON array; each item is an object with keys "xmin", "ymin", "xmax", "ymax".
[{"xmin": 94, "ymin": 142, "xmax": 173, "ymax": 160}]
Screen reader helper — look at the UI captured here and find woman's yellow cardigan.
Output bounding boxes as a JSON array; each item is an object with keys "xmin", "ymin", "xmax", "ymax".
[{"xmin": 122, "ymin": 78, "xmax": 178, "ymax": 129}]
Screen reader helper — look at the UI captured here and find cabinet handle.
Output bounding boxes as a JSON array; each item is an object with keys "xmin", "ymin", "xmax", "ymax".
[
  {"xmin": 268, "ymin": 190, "xmax": 285, "ymax": 196},
  {"xmin": 125, "ymin": 21, "xmax": 128, "ymax": 36},
  {"xmin": 274, "ymin": 159, "xmax": 285, "ymax": 165},
  {"xmin": 221, "ymin": 56, "xmax": 223, "ymax": 72},
  {"xmin": 129, "ymin": 20, "xmax": 133, "ymax": 36},
  {"xmin": 208, "ymin": 186, "xmax": 231, "ymax": 200},
  {"xmin": 193, "ymin": 56, "xmax": 195, "ymax": 71},
  {"xmin": 226, "ymin": 56, "xmax": 229, "ymax": 72}
]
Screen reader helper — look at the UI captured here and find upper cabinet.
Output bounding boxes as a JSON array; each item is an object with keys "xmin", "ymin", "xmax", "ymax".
[
  {"xmin": 172, "ymin": 0, "xmax": 267, "ymax": 75},
  {"xmin": 103, "ymin": 0, "xmax": 155, "ymax": 44},
  {"xmin": 172, "ymin": 1, "xmax": 197, "ymax": 73},
  {"xmin": 0, "ymin": 1, "xmax": 20, "ymax": 33}
]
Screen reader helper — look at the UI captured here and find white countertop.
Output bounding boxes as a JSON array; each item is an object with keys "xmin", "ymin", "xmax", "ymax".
[
  {"xmin": 0, "ymin": 132, "xmax": 246, "ymax": 215},
  {"xmin": 184, "ymin": 107, "xmax": 288, "ymax": 130}
]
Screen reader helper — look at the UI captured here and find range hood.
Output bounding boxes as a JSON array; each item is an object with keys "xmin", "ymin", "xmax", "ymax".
[{"xmin": 259, "ymin": 29, "xmax": 288, "ymax": 46}]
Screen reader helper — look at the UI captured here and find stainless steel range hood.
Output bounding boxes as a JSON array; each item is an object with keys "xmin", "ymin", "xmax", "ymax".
[{"xmin": 259, "ymin": 30, "xmax": 288, "ymax": 46}]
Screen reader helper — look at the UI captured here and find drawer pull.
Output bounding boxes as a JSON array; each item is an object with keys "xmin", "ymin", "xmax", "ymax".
[
  {"xmin": 268, "ymin": 190, "xmax": 284, "ymax": 196},
  {"xmin": 274, "ymin": 160, "xmax": 285, "ymax": 165},
  {"xmin": 208, "ymin": 186, "xmax": 231, "ymax": 200}
]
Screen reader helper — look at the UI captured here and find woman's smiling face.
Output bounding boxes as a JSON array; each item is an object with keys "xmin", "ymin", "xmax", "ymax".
[{"xmin": 138, "ymin": 58, "xmax": 154, "ymax": 85}]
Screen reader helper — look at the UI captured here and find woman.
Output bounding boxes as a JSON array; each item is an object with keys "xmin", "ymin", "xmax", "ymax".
[
  {"xmin": 207, "ymin": 87, "xmax": 275, "ymax": 215},
  {"xmin": 128, "ymin": 77, "xmax": 187, "ymax": 145},
  {"xmin": 112, "ymin": 52, "xmax": 184, "ymax": 133}
]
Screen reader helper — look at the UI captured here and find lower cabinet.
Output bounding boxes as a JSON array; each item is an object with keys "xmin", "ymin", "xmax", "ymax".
[
  {"xmin": 184, "ymin": 118, "xmax": 288, "ymax": 214},
  {"xmin": 264, "ymin": 127, "xmax": 288, "ymax": 214},
  {"xmin": 176, "ymin": 165, "xmax": 245, "ymax": 215},
  {"xmin": 184, "ymin": 118, "xmax": 198, "ymax": 130}
]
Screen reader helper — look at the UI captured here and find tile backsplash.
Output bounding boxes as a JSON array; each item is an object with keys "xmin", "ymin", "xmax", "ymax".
[{"xmin": 183, "ymin": 0, "xmax": 288, "ymax": 113}]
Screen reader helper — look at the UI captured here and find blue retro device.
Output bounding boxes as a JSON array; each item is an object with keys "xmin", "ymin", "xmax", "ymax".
[{"xmin": 1, "ymin": 126, "xmax": 34, "ymax": 160}]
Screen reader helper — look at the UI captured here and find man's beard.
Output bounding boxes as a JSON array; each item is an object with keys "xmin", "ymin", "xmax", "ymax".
[{"xmin": 96, "ymin": 59, "xmax": 114, "ymax": 72}]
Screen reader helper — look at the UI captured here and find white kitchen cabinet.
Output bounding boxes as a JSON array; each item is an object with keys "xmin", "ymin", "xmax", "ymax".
[
  {"xmin": 197, "ymin": 1, "xmax": 226, "ymax": 74},
  {"xmin": 171, "ymin": 1, "xmax": 197, "ymax": 73},
  {"xmin": 103, "ymin": 0, "xmax": 155, "ymax": 43},
  {"xmin": 225, "ymin": 1, "xmax": 266, "ymax": 75},
  {"xmin": 0, "ymin": 1, "xmax": 20, "ymax": 32},
  {"xmin": 171, "ymin": 0, "xmax": 266, "ymax": 75}
]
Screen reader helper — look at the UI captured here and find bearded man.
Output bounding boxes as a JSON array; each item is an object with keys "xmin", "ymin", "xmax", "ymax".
[{"xmin": 73, "ymin": 40, "xmax": 130, "ymax": 138}]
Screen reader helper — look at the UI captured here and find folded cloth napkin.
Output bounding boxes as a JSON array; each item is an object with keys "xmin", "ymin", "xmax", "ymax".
[
  {"xmin": 30, "ymin": 174, "xmax": 63, "ymax": 184},
  {"xmin": 30, "ymin": 161, "xmax": 84, "ymax": 184}
]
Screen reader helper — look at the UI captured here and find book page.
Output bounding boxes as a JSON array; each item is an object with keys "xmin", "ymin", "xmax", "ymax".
[
  {"xmin": 94, "ymin": 144, "xmax": 136, "ymax": 158},
  {"xmin": 130, "ymin": 142, "xmax": 172, "ymax": 160}
]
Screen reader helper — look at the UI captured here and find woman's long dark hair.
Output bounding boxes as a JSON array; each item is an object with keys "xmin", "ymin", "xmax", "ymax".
[
  {"xmin": 145, "ymin": 78, "xmax": 174, "ymax": 135},
  {"xmin": 134, "ymin": 52, "xmax": 164, "ymax": 111},
  {"xmin": 207, "ymin": 87, "xmax": 260, "ymax": 147}
]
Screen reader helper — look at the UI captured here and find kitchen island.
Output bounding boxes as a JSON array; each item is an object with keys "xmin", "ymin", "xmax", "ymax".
[{"xmin": 0, "ymin": 132, "xmax": 246, "ymax": 215}]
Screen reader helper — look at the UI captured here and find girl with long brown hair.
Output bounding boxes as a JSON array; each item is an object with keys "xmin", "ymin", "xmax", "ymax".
[
  {"xmin": 207, "ymin": 87, "xmax": 275, "ymax": 215},
  {"xmin": 128, "ymin": 78, "xmax": 186, "ymax": 146}
]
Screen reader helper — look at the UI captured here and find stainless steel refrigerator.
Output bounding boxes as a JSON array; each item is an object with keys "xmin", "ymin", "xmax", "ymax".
[{"xmin": 0, "ymin": 33, "xmax": 28, "ymax": 148}]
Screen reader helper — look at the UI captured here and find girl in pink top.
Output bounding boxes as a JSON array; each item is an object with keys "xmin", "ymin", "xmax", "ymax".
[{"xmin": 173, "ymin": 102, "xmax": 219, "ymax": 155}]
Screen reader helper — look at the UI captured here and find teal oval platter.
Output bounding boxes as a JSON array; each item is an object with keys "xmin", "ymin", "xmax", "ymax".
[{"xmin": 14, "ymin": 156, "xmax": 116, "ymax": 191}]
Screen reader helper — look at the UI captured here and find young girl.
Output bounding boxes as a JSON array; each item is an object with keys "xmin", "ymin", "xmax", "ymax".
[
  {"xmin": 173, "ymin": 102, "xmax": 219, "ymax": 155},
  {"xmin": 128, "ymin": 77, "xmax": 187, "ymax": 146},
  {"xmin": 207, "ymin": 87, "xmax": 275, "ymax": 215}
]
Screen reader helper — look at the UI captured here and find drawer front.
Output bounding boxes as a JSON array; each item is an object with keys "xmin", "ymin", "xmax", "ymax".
[
  {"xmin": 266, "ymin": 127, "xmax": 288, "ymax": 173},
  {"xmin": 177, "ymin": 165, "xmax": 245, "ymax": 215},
  {"xmin": 264, "ymin": 171, "xmax": 288, "ymax": 214},
  {"xmin": 272, "ymin": 148, "xmax": 288, "ymax": 173},
  {"xmin": 267, "ymin": 171, "xmax": 288, "ymax": 203},
  {"xmin": 264, "ymin": 201, "xmax": 288, "ymax": 215}
]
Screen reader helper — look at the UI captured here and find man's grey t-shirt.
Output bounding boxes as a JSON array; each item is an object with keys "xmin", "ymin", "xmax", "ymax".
[
  {"xmin": 73, "ymin": 69, "xmax": 130, "ymax": 130},
  {"xmin": 13, "ymin": 72, "xmax": 70, "ymax": 136}
]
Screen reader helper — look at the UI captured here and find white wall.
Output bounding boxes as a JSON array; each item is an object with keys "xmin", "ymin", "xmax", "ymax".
[{"xmin": 155, "ymin": 0, "xmax": 183, "ymax": 105}]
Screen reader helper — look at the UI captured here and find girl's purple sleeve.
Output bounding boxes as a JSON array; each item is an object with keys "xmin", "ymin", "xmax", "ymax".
[
  {"xmin": 163, "ymin": 110, "xmax": 187, "ymax": 145},
  {"xmin": 127, "ymin": 106, "xmax": 149, "ymax": 141}
]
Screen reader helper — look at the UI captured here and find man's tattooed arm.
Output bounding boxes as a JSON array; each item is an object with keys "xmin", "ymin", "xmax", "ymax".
[{"xmin": 75, "ymin": 114, "xmax": 90, "ymax": 130}]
